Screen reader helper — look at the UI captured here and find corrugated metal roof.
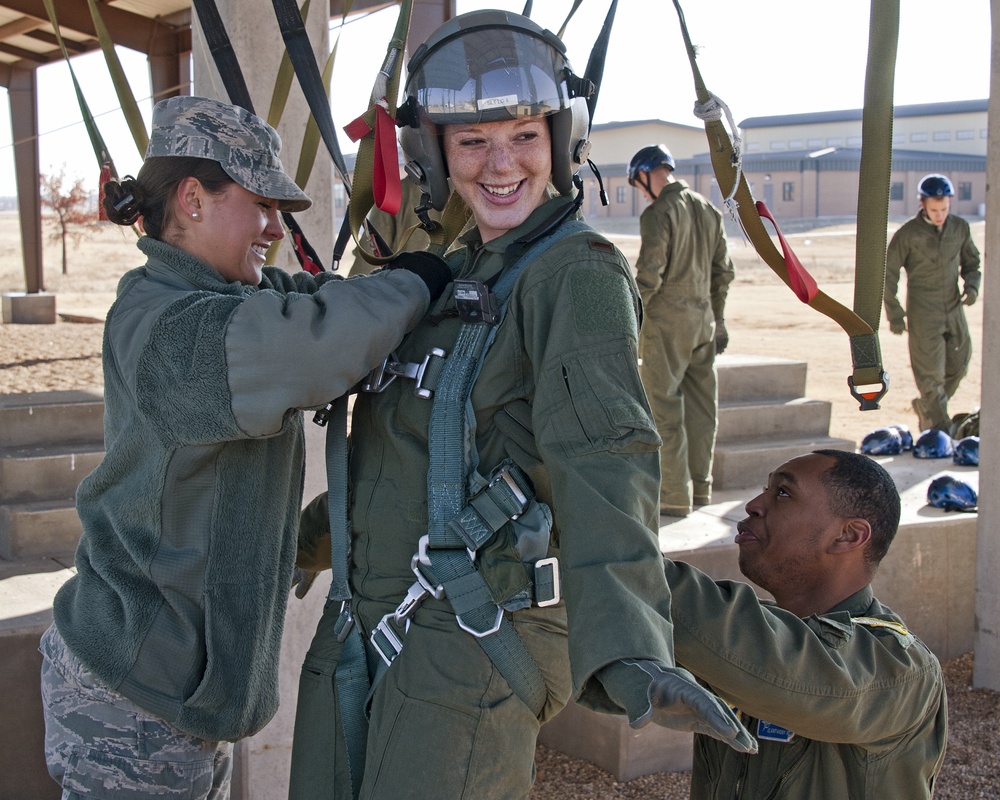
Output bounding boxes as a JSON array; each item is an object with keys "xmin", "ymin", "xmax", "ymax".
[{"xmin": 739, "ymin": 99, "xmax": 988, "ymax": 129}]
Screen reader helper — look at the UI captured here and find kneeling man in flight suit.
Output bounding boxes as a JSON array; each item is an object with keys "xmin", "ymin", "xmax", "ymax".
[{"xmin": 664, "ymin": 449, "xmax": 947, "ymax": 799}]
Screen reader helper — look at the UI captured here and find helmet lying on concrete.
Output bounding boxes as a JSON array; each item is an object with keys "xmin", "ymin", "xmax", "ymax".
[
  {"xmin": 952, "ymin": 436, "xmax": 980, "ymax": 467},
  {"xmin": 860, "ymin": 427, "xmax": 904, "ymax": 456},
  {"xmin": 889, "ymin": 424, "xmax": 914, "ymax": 451},
  {"xmin": 926, "ymin": 474, "xmax": 978, "ymax": 512},
  {"xmin": 913, "ymin": 429, "xmax": 954, "ymax": 459}
]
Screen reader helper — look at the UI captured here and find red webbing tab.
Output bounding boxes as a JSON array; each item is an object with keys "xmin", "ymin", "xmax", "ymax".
[
  {"xmin": 756, "ymin": 201, "xmax": 818, "ymax": 303},
  {"xmin": 373, "ymin": 104, "xmax": 401, "ymax": 215},
  {"xmin": 344, "ymin": 114, "xmax": 372, "ymax": 143}
]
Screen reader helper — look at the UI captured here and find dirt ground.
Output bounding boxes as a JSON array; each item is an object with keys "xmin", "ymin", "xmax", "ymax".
[{"xmin": 1, "ymin": 211, "xmax": 994, "ymax": 797}]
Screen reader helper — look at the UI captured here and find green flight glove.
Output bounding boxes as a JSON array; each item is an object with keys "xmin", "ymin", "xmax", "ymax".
[
  {"xmin": 714, "ymin": 319, "xmax": 729, "ymax": 355},
  {"xmin": 889, "ymin": 318, "xmax": 906, "ymax": 335},
  {"xmin": 962, "ymin": 288, "xmax": 978, "ymax": 306},
  {"xmin": 599, "ymin": 659, "xmax": 757, "ymax": 754}
]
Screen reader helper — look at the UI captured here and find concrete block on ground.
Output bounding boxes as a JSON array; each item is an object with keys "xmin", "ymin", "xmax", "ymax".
[
  {"xmin": 0, "ymin": 389, "xmax": 105, "ymax": 449},
  {"xmin": 2, "ymin": 292, "xmax": 56, "ymax": 324},
  {"xmin": 0, "ymin": 500, "xmax": 82, "ymax": 560},
  {"xmin": 713, "ymin": 436, "xmax": 855, "ymax": 490},
  {"xmin": 0, "ymin": 444, "xmax": 104, "ymax": 503},
  {"xmin": 716, "ymin": 398, "xmax": 833, "ymax": 444},
  {"xmin": 716, "ymin": 354, "xmax": 807, "ymax": 404}
]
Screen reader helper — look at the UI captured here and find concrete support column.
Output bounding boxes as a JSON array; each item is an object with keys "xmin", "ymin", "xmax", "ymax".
[
  {"xmin": 9, "ymin": 65, "xmax": 42, "ymax": 295},
  {"xmin": 973, "ymin": 0, "xmax": 1000, "ymax": 690},
  {"xmin": 191, "ymin": 0, "xmax": 334, "ymax": 273}
]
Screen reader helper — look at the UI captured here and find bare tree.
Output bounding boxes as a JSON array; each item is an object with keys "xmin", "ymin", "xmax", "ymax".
[{"xmin": 40, "ymin": 167, "xmax": 98, "ymax": 274}]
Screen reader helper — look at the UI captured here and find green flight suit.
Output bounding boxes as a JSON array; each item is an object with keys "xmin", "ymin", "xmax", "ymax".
[
  {"xmin": 665, "ymin": 560, "xmax": 948, "ymax": 800},
  {"xmin": 347, "ymin": 178, "xmax": 437, "ymax": 276},
  {"xmin": 884, "ymin": 211, "xmax": 981, "ymax": 431},
  {"xmin": 291, "ymin": 196, "xmax": 687, "ymax": 799},
  {"xmin": 634, "ymin": 179, "xmax": 734, "ymax": 512}
]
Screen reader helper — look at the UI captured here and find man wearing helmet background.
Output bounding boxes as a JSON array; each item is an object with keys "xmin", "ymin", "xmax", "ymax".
[
  {"xmin": 628, "ymin": 144, "xmax": 734, "ymax": 517},
  {"xmin": 289, "ymin": 10, "xmax": 753, "ymax": 799},
  {"xmin": 884, "ymin": 173, "xmax": 981, "ymax": 433}
]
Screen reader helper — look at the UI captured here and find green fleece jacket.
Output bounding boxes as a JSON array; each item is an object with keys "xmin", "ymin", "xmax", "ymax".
[{"xmin": 53, "ymin": 236, "xmax": 429, "ymax": 742}]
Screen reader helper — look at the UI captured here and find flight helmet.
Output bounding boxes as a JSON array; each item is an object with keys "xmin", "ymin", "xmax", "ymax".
[
  {"xmin": 860, "ymin": 427, "xmax": 904, "ymax": 456},
  {"xmin": 926, "ymin": 475, "xmax": 978, "ymax": 512},
  {"xmin": 398, "ymin": 10, "xmax": 592, "ymax": 211},
  {"xmin": 918, "ymin": 174, "xmax": 954, "ymax": 199},
  {"xmin": 952, "ymin": 436, "xmax": 980, "ymax": 467},
  {"xmin": 913, "ymin": 429, "xmax": 954, "ymax": 459}
]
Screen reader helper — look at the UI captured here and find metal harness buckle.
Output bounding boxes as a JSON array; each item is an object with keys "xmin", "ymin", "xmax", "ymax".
[
  {"xmin": 334, "ymin": 600, "xmax": 354, "ymax": 642},
  {"xmin": 456, "ymin": 605, "xmax": 504, "ymax": 639},
  {"xmin": 489, "ymin": 464, "xmax": 530, "ymax": 520},
  {"xmin": 371, "ymin": 614, "xmax": 406, "ymax": 666},
  {"xmin": 534, "ymin": 557, "xmax": 562, "ymax": 607},
  {"xmin": 360, "ymin": 348, "xmax": 447, "ymax": 399}
]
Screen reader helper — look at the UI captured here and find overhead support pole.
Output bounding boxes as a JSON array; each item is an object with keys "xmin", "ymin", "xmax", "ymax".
[
  {"xmin": 407, "ymin": 0, "xmax": 455, "ymax": 55},
  {"xmin": 9, "ymin": 64, "xmax": 42, "ymax": 294}
]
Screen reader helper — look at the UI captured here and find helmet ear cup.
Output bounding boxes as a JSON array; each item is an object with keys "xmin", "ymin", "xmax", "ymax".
[
  {"xmin": 550, "ymin": 99, "xmax": 591, "ymax": 195},
  {"xmin": 399, "ymin": 123, "xmax": 449, "ymax": 212}
]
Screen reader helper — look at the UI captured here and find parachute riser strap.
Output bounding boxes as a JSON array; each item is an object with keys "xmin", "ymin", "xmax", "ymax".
[
  {"xmin": 345, "ymin": 0, "xmax": 416, "ymax": 266},
  {"xmin": 671, "ymin": 0, "xmax": 889, "ymax": 409}
]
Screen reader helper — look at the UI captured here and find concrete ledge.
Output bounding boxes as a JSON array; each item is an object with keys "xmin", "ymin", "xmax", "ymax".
[{"xmin": 2, "ymin": 292, "xmax": 56, "ymax": 324}]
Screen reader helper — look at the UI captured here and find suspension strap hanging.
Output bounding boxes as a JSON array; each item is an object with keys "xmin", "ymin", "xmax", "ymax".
[
  {"xmin": 670, "ymin": 0, "xmax": 897, "ymax": 410},
  {"xmin": 191, "ymin": 0, "xmax": 329, "ymax": 272}
]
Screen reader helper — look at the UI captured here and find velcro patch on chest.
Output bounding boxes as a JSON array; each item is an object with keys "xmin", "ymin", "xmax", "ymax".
[{"xmin": 570, "ymin": 268, "xmax": 637, "ymax": 338}]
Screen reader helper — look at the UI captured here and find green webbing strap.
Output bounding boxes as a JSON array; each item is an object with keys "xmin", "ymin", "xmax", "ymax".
[
  {"xmin": 423, "ymin": 218, "xmax": 590, "ymax": 716},
  {"xmin": 346, "ymin": 0, "xmax": 413, "ymax": 266},
  {"xmin": 851, "ymin": 0, "xmax": 899, "ymax": 394},
  {"xmin": 322, "ymin": 397, "xmax": 368, "ymax": 799},
  {"xmin": 671, "ymin": 0, "xmax": 897, "ymax": 410},
  {"xmin": 84, "ymin": 0, "xmax": 148, "ymax": 157},
  {"xmin": 271, "ymin": 0, "xmax": 352, "ymax": 189},
  {"xmin": 41, "ymin": 0, "xmax": 117, "ymax": 174}
]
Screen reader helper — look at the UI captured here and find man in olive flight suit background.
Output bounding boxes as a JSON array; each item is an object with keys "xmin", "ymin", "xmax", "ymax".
[
  {"xmin": 628, "ymin": 144, "xmax": 734, "ymax": 517},
  {"xmin": 883, "ymin": 172, "xmax": 981, "ymax": 433}
]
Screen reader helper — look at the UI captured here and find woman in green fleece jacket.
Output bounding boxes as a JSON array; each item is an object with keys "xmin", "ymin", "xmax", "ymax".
[{"xmin": 38, "ymin": 96, "xmax": 449, "ymax": 800}]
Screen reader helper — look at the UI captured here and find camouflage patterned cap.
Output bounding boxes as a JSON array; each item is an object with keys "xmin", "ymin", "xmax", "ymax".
[{"xmin": 146, "ymin": 96, "xmax": 312, "ymax": 212}]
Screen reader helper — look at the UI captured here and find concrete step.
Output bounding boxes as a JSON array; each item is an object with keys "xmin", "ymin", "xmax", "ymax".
[
  {"xmin": 0, "ymin": 443, "xmax": 104, "ymax": 504},
  {"xmin": 717, "ymin": 354, "xmax": 807, "ymax": 404},
  {"xmin": 713, "ymin": 435, "xmax": 856, "ymax": 490},
  {"xmin": 0, "ymin": 500, "xmax": 82, "ymax": 560},
  {"xmin": 717, "ymin": 398, "xmax": 832, "ymax": 444},
  {"xmin": 0, "ymin": 389, "xmax": 104, "ymax": 449}
]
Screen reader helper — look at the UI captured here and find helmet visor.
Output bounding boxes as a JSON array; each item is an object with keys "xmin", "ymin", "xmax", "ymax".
[{"xmin": 409, "ymin": 28, "xmax": 571, "ymax": 124}]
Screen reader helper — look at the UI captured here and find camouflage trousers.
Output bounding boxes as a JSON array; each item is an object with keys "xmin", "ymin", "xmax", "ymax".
[{"xmin": 39, "ymin": 624, "xmax": 233, "ymax": 799}]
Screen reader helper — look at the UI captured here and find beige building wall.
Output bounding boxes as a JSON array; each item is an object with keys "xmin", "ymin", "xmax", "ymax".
[{"xmin": 589, "ymin": 120, "xmax": 706, "ymax": 165}]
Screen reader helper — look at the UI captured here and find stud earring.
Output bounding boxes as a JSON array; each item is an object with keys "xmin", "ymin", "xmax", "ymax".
[{"xmin": 191, "ymin": 211, "xmax": 200, "ymax": 219}]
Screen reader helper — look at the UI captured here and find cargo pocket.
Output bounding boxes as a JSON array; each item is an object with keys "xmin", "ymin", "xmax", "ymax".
[{"xmin": 62, "ymin": 745, "xmax": 213, "ymax": 799}]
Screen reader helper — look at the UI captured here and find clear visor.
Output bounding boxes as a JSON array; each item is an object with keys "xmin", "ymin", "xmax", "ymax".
[{"xmin": 409, "ymin": 28, "xmax": 572, "ymax": 124}]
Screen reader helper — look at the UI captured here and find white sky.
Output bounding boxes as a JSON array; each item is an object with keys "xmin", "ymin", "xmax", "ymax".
[{"xmin": 0, "ymin": 0, "xmax": 990, "ymax": 195}]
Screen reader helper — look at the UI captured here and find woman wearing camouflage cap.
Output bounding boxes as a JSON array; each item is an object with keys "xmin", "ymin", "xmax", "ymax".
[{"xmin": 38, "ymin": 95, "xmax": 449, "ymax": 799}]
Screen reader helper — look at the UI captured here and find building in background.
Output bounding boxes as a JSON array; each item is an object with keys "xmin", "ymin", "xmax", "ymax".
[{"xmin": 582, "ymin": 100, "xmax": 987, "ymax": 223}]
